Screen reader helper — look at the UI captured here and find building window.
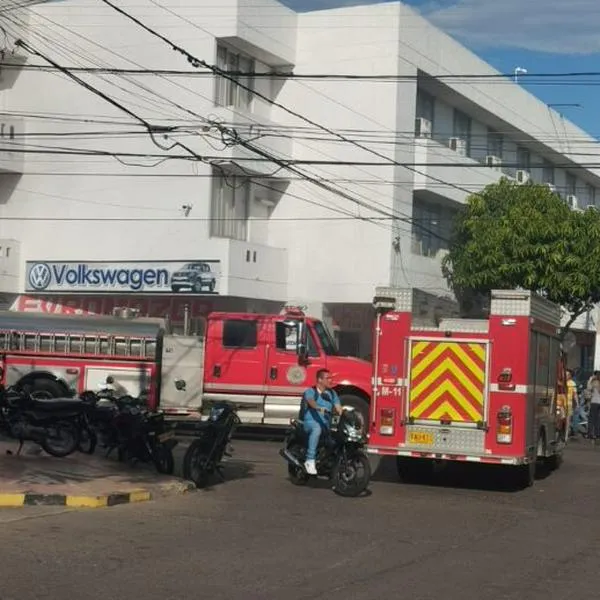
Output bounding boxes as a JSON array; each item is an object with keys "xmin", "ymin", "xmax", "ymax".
[
  {"xmin": 452, "ymin": 109, "xmax": 471, "ymax": 156},
  {"xmin": 210, "ymin": 168, "xmax": 250, "ymax": 241},
  {"xmin": 411, "ymin": 200, "xmax": 449, "ymax": 258},
  {"xmin": 566, "ymin": 173, "xmax": 577, "ymax": 197},
  {"xmin": 517, "ymin": 147, "xmax": 531, "ymax": 171},
  {"xmin": 223, "ymin": 319, "xmax": 257, "ymax": 349},
  {"xmin": 215, "ymin": 44, "xmax": 254, "ymax": 111},
  {"xmin": 586, "ymin": 183, "xmax": 597, "ymax": 207},
  {"xmin": 542, "ymin": 160, "xmax": 555, "ymax": 185},
  {"xmin": 416, "ymin": 89, "xmax": 435, "ymax": 126},
  {"xmin": 487, "ymin": 128, "xmax": 503, "ymax": 159}
]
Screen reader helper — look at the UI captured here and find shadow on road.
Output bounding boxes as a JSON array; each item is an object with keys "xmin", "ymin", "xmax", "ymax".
[
  {"xmin": 371, "ymin": 455, "xmax": 555, "ymax": 494},
  {"xmin": 184, "ymin": 459, "xmax": 258, "ymax": 493}
]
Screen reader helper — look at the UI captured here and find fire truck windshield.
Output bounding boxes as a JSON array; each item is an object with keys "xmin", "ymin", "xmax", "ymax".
[{"xmin": 313, "ymin": 320, "xmax": 338, "ymax": 356}]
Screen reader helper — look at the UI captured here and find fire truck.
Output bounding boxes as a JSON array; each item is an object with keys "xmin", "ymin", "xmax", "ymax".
[
  {"xmin": 367, "ymin": 287, "xmax": 566, "ymax": 488},
  {"xmin": 0, "ymin": 305, "xmax": 372, "ymax": 426}
]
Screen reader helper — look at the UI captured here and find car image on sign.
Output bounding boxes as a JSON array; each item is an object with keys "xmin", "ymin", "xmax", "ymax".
[{"xmin": 170, "ymin": 262, "xmax": 217, "ymax": 293}]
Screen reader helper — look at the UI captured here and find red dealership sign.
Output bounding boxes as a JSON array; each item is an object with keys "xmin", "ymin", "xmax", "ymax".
[{"xmin": 12, "ymin": 295, "xmax": 214, "ymax": 322}]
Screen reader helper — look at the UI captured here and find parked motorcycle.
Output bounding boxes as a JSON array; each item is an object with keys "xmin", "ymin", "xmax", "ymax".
[
  {"xmin": 0, "ymin": 384, "xmax": 82, "ymax": 457},
  {"xmin": 77, "ymin": 389, "xmax": 122, "ymax": 455},
  {"xmin": 182, "ymin": 401, "xmax": 241, "ymax": 488},
  {"xmin": 110, "ymin": 398, "xmax": 177, "ymax": 475},
  {"xmin": 280, "ymin": 408, "xmax": 371, "ymax": 497}
]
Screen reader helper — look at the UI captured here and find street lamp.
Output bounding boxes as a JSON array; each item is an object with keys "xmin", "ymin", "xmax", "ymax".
[{"xmin": 514, "ymin": 66, "xmax": 528, "ymax": 83}]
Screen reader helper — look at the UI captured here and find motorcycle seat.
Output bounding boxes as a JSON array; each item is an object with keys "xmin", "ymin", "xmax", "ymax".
[{"xmin": 30, "ymin": 397, "xmax": 84, "ymax": 411}]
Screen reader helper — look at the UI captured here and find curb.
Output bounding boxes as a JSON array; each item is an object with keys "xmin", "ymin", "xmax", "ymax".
[{"xmin": 0, "ymin": 481, "xmax": 197, "ymax": 509}]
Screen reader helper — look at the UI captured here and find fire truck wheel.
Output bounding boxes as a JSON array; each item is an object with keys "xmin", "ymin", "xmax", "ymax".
[
  {"xmin": 516, "ymin": 460, "xmax": 536, "ymax": 489},
  {"xmin": 546, "ymin": 452, "xmax": 563, "ymax": 471},
  {"xmin": 338, "ymin": 394, "xmax": 369, "ymax": 429},
  {"xmin": 28, "ymin": 378, "xmax": 67, "ymax": 400}
]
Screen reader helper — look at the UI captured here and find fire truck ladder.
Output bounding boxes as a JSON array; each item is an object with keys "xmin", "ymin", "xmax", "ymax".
[{"xmin": 0, "ymin": 330, "xmax": 157, "ymax": 360}]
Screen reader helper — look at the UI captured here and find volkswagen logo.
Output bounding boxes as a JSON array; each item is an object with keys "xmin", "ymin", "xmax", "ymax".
[{"xmin": 28, "ymin": 263, "xmax": 52, "ymax": 291}]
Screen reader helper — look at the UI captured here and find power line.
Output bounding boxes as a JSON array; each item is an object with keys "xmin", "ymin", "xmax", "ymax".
[
  {"xmin": 3, "ymin": 10, "xmax": 422, "ymax": 242},
  {"xmin": 8, "ymin": 142, "xmax": 600, "ymax": 170},
  {"xmin": 7, "ymin": 62, "xmax": 600, "ymax": 82},
  {"xmin": 12, "ymin": 40, "xmax": 416, "ymax": 236},
  {"xmin": 95, "ymin": 0, "xmax": 553, "ymax": 213}
]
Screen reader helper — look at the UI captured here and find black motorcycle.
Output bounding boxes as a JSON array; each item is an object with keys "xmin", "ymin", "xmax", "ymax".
[
  {"xmin": 77, "ymin": 390, "xmax": 122, "ymax": 455},
  {"xmin": 110, "ymin": 399, "xmax": 177, "ymax": 475},
  {"xmin": 182, "ymin": 402, "xmax": 241, "ymax": 488},
  {"xmin": 0, "ymin": 385, "xmax": 82, "ymax": 457},
  {"xmin": 280, "ymin": 408, "xmax": 371, "ymax": 497}
]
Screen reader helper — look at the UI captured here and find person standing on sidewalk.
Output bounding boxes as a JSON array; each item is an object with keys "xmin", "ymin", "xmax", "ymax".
[
  {"xmin": 588, "ymin": 375, "xmax": 600, "ymax": 441},
  {"xmin": 565, "ymin": 369, "xmax": 577, "ymax": 437}
]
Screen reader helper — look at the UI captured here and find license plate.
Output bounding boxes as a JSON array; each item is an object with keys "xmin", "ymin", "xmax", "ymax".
[
  {"xmin": 408, "ymin": 431, "xmax": 434, "ymax": 446},
  {"xmin": 158, "ymin": 430, "xmax": 175, "ymax": 442}
]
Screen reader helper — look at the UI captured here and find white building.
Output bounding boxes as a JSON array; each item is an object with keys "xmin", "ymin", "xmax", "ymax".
[{"xmin": 1, "ymin": 0, "xmax": 600, "ymax": 365}]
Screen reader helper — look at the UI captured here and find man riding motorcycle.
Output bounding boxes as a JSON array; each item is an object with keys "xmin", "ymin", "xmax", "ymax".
[{"xmin": 299, "ymin": 369, "xmax": 343, "ymax": 475}]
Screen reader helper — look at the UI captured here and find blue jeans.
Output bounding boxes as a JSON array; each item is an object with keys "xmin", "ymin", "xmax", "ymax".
[{"xmin": 303, "ymin": 420, "xmax": 327, "ymax": 461}]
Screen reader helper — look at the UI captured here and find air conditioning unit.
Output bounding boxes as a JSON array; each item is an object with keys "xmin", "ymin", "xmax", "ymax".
[
  {"xmin": 449, "ymin": 137, "xmax": 467, "ymax": 156},
  {"xmin": 415, "ymin": 117, "xmax": 432, "ymax": 138},
  {"xmin": 515, "ymin": 170, "xmax": 530, "ymax": 185},
  {"xmin": 566, "ymin": 194, "xmax": 579, "ymax": 210},
  {"xmin": 545, "ymin": 182, "xmax": 557, "ymax": 193},
  {"xmin": 485, "ymin": 155, "xmax": 502, "ymax": 170}
]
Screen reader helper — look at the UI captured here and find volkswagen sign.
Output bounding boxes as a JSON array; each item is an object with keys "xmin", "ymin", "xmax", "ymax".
[{"xmin": 24, "ymin": 260, "xmax": 222, "ymax": 294}]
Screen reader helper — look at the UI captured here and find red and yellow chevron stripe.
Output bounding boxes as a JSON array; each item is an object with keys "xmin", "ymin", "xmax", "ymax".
[{"xmin": 408, "ymin": 341, "xmax": 487, "ymax": 423}]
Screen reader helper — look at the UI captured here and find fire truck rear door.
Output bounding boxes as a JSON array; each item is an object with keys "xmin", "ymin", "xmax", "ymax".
[{"xmin": 407, "ymin": 338, "xmax": 489, "ymax": 427}]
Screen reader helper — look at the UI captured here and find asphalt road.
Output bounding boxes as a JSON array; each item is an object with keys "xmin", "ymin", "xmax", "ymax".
[{"xmin": 2, "ymin": 437, "xmax": 600, "ymax": 600}]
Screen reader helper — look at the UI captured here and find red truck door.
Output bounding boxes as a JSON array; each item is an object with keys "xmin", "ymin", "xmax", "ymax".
[
  {"xmin": 263, "ymin": 318, "xmax": 324, "ymax": 425},
  {"xmin": 203, "ymin": 314, "xmax": 269, "ymax": 424}
]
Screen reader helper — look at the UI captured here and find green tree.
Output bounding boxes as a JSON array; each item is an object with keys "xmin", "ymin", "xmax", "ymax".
[{"xmin": 441, "ymin": 177, "xmax": 600, "ymax": 332}]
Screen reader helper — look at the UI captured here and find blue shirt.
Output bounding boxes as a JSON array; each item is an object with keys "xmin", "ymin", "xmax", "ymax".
[{"xmin": 299, "ymin": 387, "xmax": 341, "ymax": 427}]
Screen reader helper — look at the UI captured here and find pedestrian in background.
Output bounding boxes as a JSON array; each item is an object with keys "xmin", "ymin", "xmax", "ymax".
[
  {"xmin": 587, "ymin": 373, "xmax": 600, "ymax": 442},
  {"xmin": 565, "ymin": 369, "xmax": 577, "ymax": 435}
]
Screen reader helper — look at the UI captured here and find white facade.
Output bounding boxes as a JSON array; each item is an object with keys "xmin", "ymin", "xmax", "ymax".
[{"xmin": 2, "ymin": 0, "xmax": 600, "ymax": 359}]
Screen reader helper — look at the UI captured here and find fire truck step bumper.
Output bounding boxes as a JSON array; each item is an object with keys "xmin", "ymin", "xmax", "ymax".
[{"xmin": 366, "ymin": 446, "xmax": 527, "ymax": 466}]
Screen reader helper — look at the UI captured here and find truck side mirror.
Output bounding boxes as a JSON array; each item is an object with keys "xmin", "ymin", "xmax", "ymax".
[
  {"xmin": 283, "ymin": 319, "xmax": 309, "ymax": 364},
  {"xmin": 297, "ymin": 321, "xmax": 308, "ymax": 364}
]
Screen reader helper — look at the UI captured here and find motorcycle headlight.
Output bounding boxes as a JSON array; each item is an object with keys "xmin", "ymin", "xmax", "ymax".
[
  {"xmin": 344, "ymin": 424, "xmax": 363, "ymax": 441},
  {"xmin": 209, "ymin": 406, "xmax": 225, "ymax": 421}
]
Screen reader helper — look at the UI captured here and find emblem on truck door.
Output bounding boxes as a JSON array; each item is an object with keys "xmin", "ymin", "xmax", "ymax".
[{"xmin": 286, "ymin": 366, "xmax": 307, "ymax": 385}]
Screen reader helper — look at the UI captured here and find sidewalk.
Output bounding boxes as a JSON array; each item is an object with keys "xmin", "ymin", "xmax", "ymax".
[{"xmin": 0, "ymin": 439, "xmax": 195, "ymax": 509}]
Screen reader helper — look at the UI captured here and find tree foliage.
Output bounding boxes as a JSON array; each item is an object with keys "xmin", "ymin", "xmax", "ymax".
[{"xmin": 441, "ymin": 177, "xmax": 600, "ymax": 331}]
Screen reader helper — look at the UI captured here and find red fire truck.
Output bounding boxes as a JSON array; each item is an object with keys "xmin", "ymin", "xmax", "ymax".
[
  {"xmin": 367, "ymin": 287, "xmax": 565, "ymax": 488},
  {"xmin": 0, "ymin": 306, "xmax": 371, "ymax": 426}
]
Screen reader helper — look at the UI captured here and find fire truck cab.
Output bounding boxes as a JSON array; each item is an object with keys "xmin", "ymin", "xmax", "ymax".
[{"xmin": 367, "ymin": 287, "xmax": 565, "ymax": 488}]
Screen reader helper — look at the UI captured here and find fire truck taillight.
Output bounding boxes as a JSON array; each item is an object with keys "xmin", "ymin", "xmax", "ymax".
[
  {"xmin": 496, "ymin": 405, "xmax": 513, "ymax": 444},
  {"xmin": 379, "ymin": 408, "xmax": 395, "ymax": 435},
  {"xmin": 497, "ymin": 368, "xmax": 515, "ymax": 391}
]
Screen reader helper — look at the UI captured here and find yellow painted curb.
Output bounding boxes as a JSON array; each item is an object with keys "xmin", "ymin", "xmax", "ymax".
[
  {"xmin": 0, "ymin": 493, "xmax": 26, "ymax": 507},
  {"xmin": 0, "ymin": 481, "xmax": 195, "ymax": 509},
  {"xmin": 65, "ymin": 496, "xmax": 109, "ymax": 509}
]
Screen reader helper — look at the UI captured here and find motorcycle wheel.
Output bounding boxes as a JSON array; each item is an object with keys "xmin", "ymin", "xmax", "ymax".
[
  {"xmin": 153, "ymin": 444, "xmax": 175, "ymax": 475},
  {"xmin": 78, "ymin": 427, "xmax": 98, "ymax": 455},
  {"xmin": 183, "ymin": 440, "xmax": 211, "ymax": 488},
  {"xmin": 41, "ymin": 421, "xmax": 80, "ymax": 458},
  {"xmin": 332, "ymin": 453, "xmax": 371, "ymax": 497}
]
